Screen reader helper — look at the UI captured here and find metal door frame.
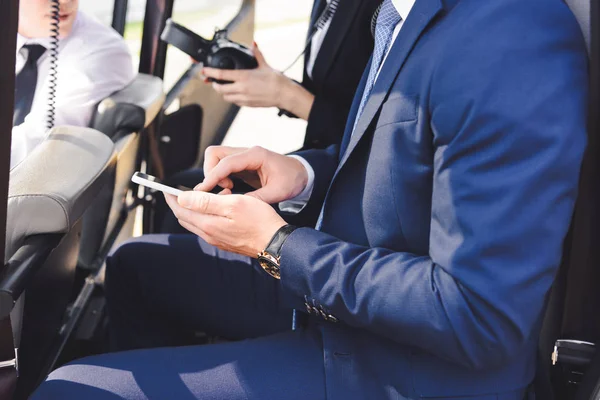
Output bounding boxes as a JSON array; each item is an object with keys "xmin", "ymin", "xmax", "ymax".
[{"xmin": 0, "ymin": 0, "xmax": 19, "ymax": 266}]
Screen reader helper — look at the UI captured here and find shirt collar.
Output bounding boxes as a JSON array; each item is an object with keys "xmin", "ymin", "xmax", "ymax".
[
  {"xmin": 392, "ymin": 0, "xmax": 416, "ymax": 21},
  {"xmin": 16, "ymin": 34, "xmax": 52, "ymax": 51}
]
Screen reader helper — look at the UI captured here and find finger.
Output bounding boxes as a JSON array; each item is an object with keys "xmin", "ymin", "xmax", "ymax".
[
  {"xmin": 178, "ymin": 219, "xmax": 206, "ymax": 238},
  {"xmin": 197, "ymin": 149, "xmax": 263, "ymax": 192},
  {"xmin": 178, "ymin": 190, "xmax": 233, "ymax": 216},
  {"xmin": 212, "ymin": 82, "xmax": 244, "ymax": 96},
  {"xmin": 166, "ymin": 193, "xmax": 192, "ymax": 223},
  {"xmin": 202, "ymin": 146, "xmax": 247, "ymax": 177},
  {"xmin": 178, "ymin": 218, "xmax": 224, "ymax": 248},
  {"xmin": 245, "ymin": 189, "xmax": 279, "ymax": 204},
  {"xmin": 253, "ymin": 42, "xmax": 268, "ymax": 68},
  {"xmin": 164, "ymin": 193, "xmax": 180, "ymax": 211},
  {"xmin": 218, "ymin": 188, "xmax": 233, "ymax": 195},
  {"xmin": 222, "ymin": 95, "xmax": 250, "ymax": 107},
  {"xmin": 194, "ymin": 178, "xmax": 234, "ymax": 191},
  {"xmin": 202, "ymin": 67, "xmax": 245, "ymax": 83}
]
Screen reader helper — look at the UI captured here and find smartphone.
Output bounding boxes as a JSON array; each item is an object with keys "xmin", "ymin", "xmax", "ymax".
[{"xmin": 131, "ymin": 172, "xmax": 188, "ymax": 196}]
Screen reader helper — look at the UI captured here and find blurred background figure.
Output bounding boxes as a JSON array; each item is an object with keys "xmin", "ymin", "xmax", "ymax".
[{"xmin": 11, "ymin": 0, "xmax": 135, "ymax": 169}]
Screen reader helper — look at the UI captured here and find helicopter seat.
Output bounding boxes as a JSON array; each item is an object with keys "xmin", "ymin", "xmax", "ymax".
[
  {"xmin": 78, "ymin": 73, "xmax": 165, "ymax": 270},
  {"xmin": 3, "ymin": 126, "xmax": 116, "ymax": 394}
]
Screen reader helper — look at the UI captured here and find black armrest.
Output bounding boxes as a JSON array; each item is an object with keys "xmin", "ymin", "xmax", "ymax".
[{"xmin": 0, "ymin": 234, "xmax": 63, "ymax": 318}]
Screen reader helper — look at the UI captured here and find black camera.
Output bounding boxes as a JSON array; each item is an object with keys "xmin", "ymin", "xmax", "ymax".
[{"xmin": 161, "ymin": 19, "xmax": 258, "ymax": 84}]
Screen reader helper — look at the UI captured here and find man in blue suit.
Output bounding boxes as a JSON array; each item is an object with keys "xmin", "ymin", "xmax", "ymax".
[{"xmin": 32, "ymin": 0, "xmax": 588, "ymax": 398}]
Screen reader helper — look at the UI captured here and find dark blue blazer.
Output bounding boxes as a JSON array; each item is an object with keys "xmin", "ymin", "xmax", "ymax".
[{"xmin": 280, "ymin": 0, "xmax": 588, "ymax": 398}]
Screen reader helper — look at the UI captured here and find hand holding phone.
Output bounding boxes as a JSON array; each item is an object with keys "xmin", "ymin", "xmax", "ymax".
[{"xmin": 131, "ymin": 172, "xmax": 188, "ymax": 196}]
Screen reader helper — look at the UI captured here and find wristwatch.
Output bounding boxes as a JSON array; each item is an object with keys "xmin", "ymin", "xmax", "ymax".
[{"xmin": 257, "ymin": 224, "xmax": 297, "ymax": 279}]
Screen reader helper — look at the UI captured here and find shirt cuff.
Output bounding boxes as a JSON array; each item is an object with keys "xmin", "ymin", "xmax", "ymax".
[{"xmin": 278, "ymin": 155, "xmax": 315, "ymax": 214}]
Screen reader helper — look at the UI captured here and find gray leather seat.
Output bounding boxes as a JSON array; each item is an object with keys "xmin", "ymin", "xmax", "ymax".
[
  {"xmin": 6, "ymin": 126, "xmax": 116, "ymax": 261},
  {"xmin": 5, "ymin": 126, "xmax": 116, "ymax": 394},
  {"xmin": 79, "ymin": 74, "xmax": 165, "ymax": 269}
]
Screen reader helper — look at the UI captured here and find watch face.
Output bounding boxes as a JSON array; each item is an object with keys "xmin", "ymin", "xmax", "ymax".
[{"xmin": 258, "ymin": 254, "xmax": 280, "ymax": 279}]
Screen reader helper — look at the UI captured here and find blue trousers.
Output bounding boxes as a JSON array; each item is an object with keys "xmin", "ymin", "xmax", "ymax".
[{"xmin": 31, "ymin": 234, "xmax": 327, "ymax": 399}]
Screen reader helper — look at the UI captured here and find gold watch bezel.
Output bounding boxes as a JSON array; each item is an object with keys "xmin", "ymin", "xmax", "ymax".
[{"xmin": 257, "ymin": 251, "xmax": 281, "ymax": 279}]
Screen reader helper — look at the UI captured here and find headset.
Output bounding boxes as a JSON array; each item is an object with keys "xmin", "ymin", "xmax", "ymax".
[
  {"xmin": 161, "ymin": 20, "xmax": 258, "ymax": 84},
  {"xmin": 47, "ymin": 0, "xmax": 60, "ymax": 130},
  {"xmin": 281, "ymin": 0, "xmax": 340, "ymax": 73}
]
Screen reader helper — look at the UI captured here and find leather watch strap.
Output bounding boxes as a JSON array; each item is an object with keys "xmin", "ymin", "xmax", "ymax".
[{"xmin": 265, "ymin": 225, "xmax": 297, "ymax": 258}]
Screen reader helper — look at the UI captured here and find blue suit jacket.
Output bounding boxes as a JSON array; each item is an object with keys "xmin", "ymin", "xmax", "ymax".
[{"xmin": 280, "ymin": 0, "xmax": 588, "ymax": 398}]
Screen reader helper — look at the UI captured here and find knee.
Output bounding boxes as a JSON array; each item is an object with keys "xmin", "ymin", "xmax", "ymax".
[
  {"xmin": 106, "ymin": 235, "xmax": 164, "ymax": 275},
  {"xmin": 32, "ymin": 356, "xmax": 136, "ymax": 400},
  {"xmin": 105, "ymin": 236, "xmax": 159, "ymax": 297},
  {"xmin": 31, "ymin": 375, "xmax": 82, "ymax": 400},
  {"xmin": 31, "ymin": 360, "xmax": 95, "ymax": 399},
  {"xmin": 105, "ymin": 235, "xmax": 175, "ymax": 296},
  {"xmin": 106, "ymin": 238, "xmax": 140, "ymax": 286}
]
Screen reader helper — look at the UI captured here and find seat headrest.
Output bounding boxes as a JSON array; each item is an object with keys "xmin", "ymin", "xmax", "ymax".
[
  {"xmin": 5, "ymin": 126, "xmax": 116, "ymax": 261},
  {"xmin": 91, "ymin": 73, "xmax": 165, "ymax": 140},
  {"xmin": 566, "ymin": 0, "xmax": 591, "ymax": 55}
]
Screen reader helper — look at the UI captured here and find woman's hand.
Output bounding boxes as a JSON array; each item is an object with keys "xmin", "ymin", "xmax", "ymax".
[{"xmin": 202, "ymin": 43, "xmax": 315, "ymax": 120}]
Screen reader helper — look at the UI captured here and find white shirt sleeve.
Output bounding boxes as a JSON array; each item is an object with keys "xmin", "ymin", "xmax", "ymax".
[
  {"xmin": 10, "ymin": 13, "xmax": 135, "ymax": 170},
  {"xmin": 278, "ymin": 155, "xmax": 316, "ymax": 214}
]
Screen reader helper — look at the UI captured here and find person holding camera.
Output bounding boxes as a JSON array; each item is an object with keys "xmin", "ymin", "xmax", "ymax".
[{"xmin": 154, "ymin": 0, "xmax": 380, "ymax": 233}]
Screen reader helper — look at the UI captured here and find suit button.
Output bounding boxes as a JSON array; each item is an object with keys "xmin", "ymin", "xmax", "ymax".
[{"xmin": 318, "ymin": 308, "xmax": 328, "ymax": 320}]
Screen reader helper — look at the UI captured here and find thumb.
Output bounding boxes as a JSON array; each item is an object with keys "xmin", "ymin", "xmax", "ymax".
[
  {"xmin": 245, "ymin": 186, "xmax": 280, "ymax": 204},
  {"xmin": 253, "ymin": 42, "xmax": 268, "ymax": 68}
]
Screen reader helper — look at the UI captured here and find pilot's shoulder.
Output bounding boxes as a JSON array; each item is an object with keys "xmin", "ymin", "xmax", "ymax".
[
  {"xmin": 66, "ymin": 11, "xmax": 131, "ymax": 60},
  {"xmin": 59, "ymin": 12, "xmax": 134, "ymax": 85}
]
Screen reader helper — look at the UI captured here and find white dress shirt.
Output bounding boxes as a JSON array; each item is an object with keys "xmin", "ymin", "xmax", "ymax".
[
  {"xmin": 11, "ymin": 11, "xmax": 135, "ymax": 170},
  {"xmin": 281, "ymin": 0, "xmax": 415, "ymax": 213},
  {"xmin": 306, "ymin": 0, "xmax": 332, "ymax": 79}
]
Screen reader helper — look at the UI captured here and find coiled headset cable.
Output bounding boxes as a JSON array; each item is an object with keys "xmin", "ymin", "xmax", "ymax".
[
  {"xmin": 46, "ymin": 0, "xmax": 60, "ymax": 130},
  {"xmin": 281, "ymin": 0, "xmax": 383, "ymax": 74},
  {"xmin": 281, "ymin": 0, "xmax": 340, "ymax": 73},
  {"xmin": 370, "ymin": 2, "xmax": 383, "ymax": 38}
]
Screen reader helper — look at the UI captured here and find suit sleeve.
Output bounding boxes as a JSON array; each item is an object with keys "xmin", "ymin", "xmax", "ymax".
[
  {"xmin": 279, "ymin": 2, "xmax": 588, "ymax": 370},
  {"xmin": 281, "ymin": 145, "xmax": 340, "ymax": 226}
]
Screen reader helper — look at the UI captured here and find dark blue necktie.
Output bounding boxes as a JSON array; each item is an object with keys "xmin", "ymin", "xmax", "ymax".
[{"xmin": 13, "ymin": 44, "xmax": 46, "ymax": 126}]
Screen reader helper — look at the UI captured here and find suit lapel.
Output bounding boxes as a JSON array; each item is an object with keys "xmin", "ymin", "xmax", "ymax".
[
  {"xmin": 310, "ymin": 0, "xmax": 362, "ymax": 83},
  {"xmin": 339, "ymin": 62, "xmax": 370, "ymax": 160},
  {"xmin": 336, "ymin": 0, "xmax": 443, "ymax": 171}
]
